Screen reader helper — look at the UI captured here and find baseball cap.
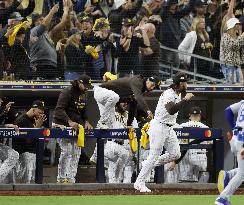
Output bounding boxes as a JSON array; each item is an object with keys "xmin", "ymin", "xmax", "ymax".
[
  {"xmin": 9, "ymin": 12, "xmax": 24, "ymax": 21},
  {"xmin": 92, "ymin": 18, "xmax": 110, "ymax": 31},
  {"xmin": 172, "ymin": 72, "xmax": 188, "ymax": 84},
  {"xmin": 32, "ymin": 100, "xmax": 45, "ymax": 110},
  {"xmin": 77, "ymin": 12, "xmax": 93, "ymax": 23},
  {"xmin": 195, "ymin": 0, "xmax": 208, "ymax": 7},
  {"xmin": 226, "ymin": 17, "xmax": 241, "ymax": 30},
  {"xmin": 189, "ymin": 106, "xmax": 202, "ymax": 115},
  {"xmin": 112, "ymin": 0, "xmax": 127, "ymax": 10},
  {"xmin": 166, "ymin": 0, "xmax": 178, "ymax": 6},
  {"xmin": 148, "ymin": 76, "xmax": 161, "ymax": 88},
  {"xmin": 78, "ymin": 74, "xmax": 92, "ymax": 88}
]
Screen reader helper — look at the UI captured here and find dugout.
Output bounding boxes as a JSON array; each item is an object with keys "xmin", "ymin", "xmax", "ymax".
[{"xmin": 0, "ymin": 82, "xmax": 242, "ymax": 179}]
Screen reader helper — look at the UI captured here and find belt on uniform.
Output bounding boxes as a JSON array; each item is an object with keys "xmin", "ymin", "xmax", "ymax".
[{"xmin": 163, "ymin": 123, "xmax": 174, "ymax": 127}]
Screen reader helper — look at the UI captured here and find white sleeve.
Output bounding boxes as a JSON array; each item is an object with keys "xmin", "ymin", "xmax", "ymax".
[
  {"xmin": 199, "ymin": 123, "xmax": 209, "ymax": 128},
  {"xmin": 180, "ymin": 122, "xmax": 190, "ymax": 127},
  {"xmin": 230, "ymin": 101, "xmax": 242, "ymax": 114},
  {"xmin": 163, "ymin": 90, "xmax": 176, "ymax": 105}
]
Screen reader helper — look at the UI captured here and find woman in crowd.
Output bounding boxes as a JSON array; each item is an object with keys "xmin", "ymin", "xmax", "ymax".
[
  {"xmin": 220, "ymin": 17, "xmax": 244, "ymax": 85},
  {"xmin": 64, "ymin": 30, "xmax": 90, "ymax": 80},
  {"xmin": 178, "ymin": 17, "xmax": 213, "ymax": 77}
]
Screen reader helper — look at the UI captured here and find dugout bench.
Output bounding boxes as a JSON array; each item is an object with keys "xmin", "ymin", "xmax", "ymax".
[{"xmin": 0, "ymin": 127, "xmax": 223, "ymax": 184}]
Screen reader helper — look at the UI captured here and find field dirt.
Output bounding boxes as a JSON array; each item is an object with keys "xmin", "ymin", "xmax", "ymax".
[{"xmin": 0, "ymin": 189, "xmax": 244, "ymax": 196}]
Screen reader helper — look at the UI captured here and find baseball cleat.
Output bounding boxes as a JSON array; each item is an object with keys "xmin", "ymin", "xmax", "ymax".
[
  {"xmin": 134, "ymin": 182, "xmax": 151, "ymax": 193},
  {"xmin": 215, "ymin": 197, "xmax": 231, "ymax": 205},
  {"xmin": 217, "ymin": 170, "xmax": 230, "ymax": 193}
]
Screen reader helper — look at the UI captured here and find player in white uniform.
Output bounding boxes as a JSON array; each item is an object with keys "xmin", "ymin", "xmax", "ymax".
[
  {"xmin": 0, "ymin": 124, "xmax": 19, "ymax": 183},
  {"xmin": 92, "ymin": 102, "xmax": 138, "ymax": 183},
  {"xmin": 104, "ymin": 102, "xmax": 130, "ymax": 183},
  {"xmin": 115, "ymin": 103, "xmax": 138, "ymax": 183},
  {"xmin": 178, "ymin": 106, "xmax": 209, "ymax": 183},
  {"xmin": 134, "ymin": 72, "xmax": 194, "ymax": 192},
  {"xmin": 215, "ymin": 100, "xmax": 244, "ymax": 205}
]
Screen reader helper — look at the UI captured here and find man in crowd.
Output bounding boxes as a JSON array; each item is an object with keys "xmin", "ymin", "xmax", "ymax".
[
  {"xmin": 160, "ymin": 0, "xmax": 195, "ymax": 69},
  {"xmin": 140, "ymin": 23, "xmax": 160, "ymax": 78},
  {"xmin": 29, "ymin": 3, "xmax": 59, "ymax": 79},
  {"xmin": 0, "ymin": 0, "xmax": 35, "ymax": 28},
  {"xmin": 52, "ymin": 74, "xmax": 93, "ymax": 183},
  {"xmin": 117, "ymin": 18, "xmax": 150, "ymax": 76}
]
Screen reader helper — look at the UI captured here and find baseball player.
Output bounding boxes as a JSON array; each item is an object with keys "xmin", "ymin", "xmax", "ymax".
[
  {"xmin": 116, "ymin": 103, "xmax": 138, "ymax": 183},
  {"xmin": 215, "ymin": 100, "xmax": 244, "ymax": 205},
  {"xmin": 92, "ymin": 102, "xmax": 138, "ymax": 183},
  {"xmin": 134, "ymin": 72, "xmax": 194, "ymax": 192},
  {"xmin": 104, "ymin": 102, "xmax": 130, "ymax": 183},
  {"xmin": 14, "ymin": 100, "xmax": 47, "ymax": 183},
  {"xmin": 93, "ymin": 75, "xmax": 160, "ymax": 129},
  {"xmin": 0, "ymin": 124, "xmax": 19, "ymax": 183},
  {"xmin": 52, "ymin": 74, "xmax": 93, "ymax": 183},
  {"xmin": 178, "ymin": 106, "xmax": 209, "ymax": 183}
]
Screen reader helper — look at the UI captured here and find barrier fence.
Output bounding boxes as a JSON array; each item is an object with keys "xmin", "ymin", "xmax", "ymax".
[{"xmin": 0, "ymin": 127, "xmax": 223, "ymax": 184}]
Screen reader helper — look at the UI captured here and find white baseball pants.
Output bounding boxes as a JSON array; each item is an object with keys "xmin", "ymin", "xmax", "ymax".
[
  {"xmin": 135, "ymin": 119, "xmax": 181, "ymax": 184},
  {"xmin": 0, "ymin": 144, "xmax": 19, "ymax": 183},
  {"xmin": 104, "ymin": 141, "xmax": 129, "ymax": 183},
  {"xmin": 93, "ymin": 86, "xmax": 119, "ymax": 128},
  {"xmin": 57, "ymin": 139, "xmax": 81, "ymax": 183}
]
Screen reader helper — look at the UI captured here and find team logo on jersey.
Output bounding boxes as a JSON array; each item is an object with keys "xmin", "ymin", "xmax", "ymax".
[{"xmin": 204, "ymin": 130, "xmax": 212, "ymax": 138}]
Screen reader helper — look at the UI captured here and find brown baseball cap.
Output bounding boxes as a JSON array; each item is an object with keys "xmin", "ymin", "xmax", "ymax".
[
  {"xmin": 78, "ymin": 74, "xmax": 92, "ymax": 89},
  {"xmin": 32, "ymin": 100, "xmax": 45, "ymax": 110}
]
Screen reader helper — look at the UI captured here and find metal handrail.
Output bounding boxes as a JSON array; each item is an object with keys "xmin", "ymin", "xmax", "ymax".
[
  {"xmin": 159, "ymin": 44, "xmax": 229, "ymax": 83},
  {"xmin": 159, "ymin": 63, "xmax": 224, "ymax": 83},
  {"xmin": 160, "ymin": 44, "xmax": 235, "ymax": 67}
]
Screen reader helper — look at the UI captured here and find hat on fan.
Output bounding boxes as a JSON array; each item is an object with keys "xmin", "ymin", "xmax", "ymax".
[{"xmin": 226, "ymin": 17, "xmax": 241, "ymax": 30}]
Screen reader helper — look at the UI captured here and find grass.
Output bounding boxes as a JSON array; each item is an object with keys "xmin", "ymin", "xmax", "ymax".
[{"xmin": 0, "ymin": 195, "xmax": 243, "ymax": 205}]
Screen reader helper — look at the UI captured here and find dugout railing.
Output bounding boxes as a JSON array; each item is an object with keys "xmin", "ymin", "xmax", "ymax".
[{"xmin": 0, "ymin": 127, "xmax": 223, "ymax": 184}]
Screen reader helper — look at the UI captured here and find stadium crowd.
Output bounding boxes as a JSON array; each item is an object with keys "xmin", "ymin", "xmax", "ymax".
[{"xmin": 0, "ymin": 0, "xmax": 243, "ymax": 84}]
